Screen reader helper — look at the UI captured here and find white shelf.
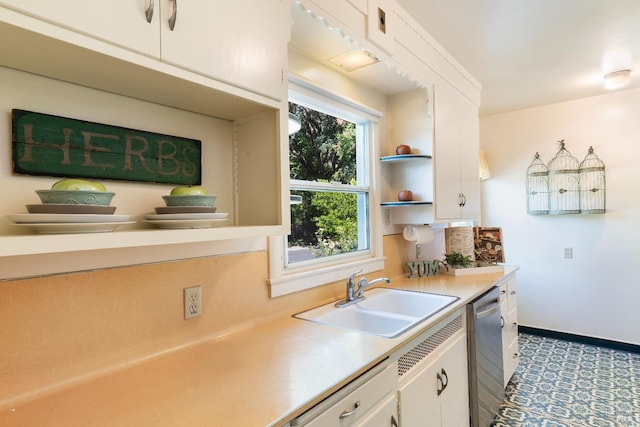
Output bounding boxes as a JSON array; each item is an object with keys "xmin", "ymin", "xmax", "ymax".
[
  {"xmin": 0, "ymin": 225, "xmax": 283, "ymax": 257},
  {"xmin": 381, "ymin": 201, "xmax": 433, "ymax": 207},
  {"xmin": 380, "ymin": 154, "xmax": 432, "ymax": 163}
]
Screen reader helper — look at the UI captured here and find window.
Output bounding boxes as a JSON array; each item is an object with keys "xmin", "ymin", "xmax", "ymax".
[
  {"xmin": 288, "ymin": 102, "xmax": 369, "ymax": 265},
  {"xmin": 268, "ymin": 79, "xmax": 384, "ymax": 297}
]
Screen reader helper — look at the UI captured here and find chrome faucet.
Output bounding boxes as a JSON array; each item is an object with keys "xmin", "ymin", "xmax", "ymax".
[
  {"xmin": 335, "ymin": 269, "xmax": 391, "ymax": 307},
  {"xmin": 355, "ymin": 276, "xmax": 391, "ymax": 299}
]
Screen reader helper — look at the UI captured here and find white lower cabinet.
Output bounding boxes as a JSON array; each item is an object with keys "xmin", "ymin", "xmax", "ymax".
[
  {"xmin": 500, "ymin": 275, "xmax": 519, "ymax": 386},
  {"xmin": 398, "ymin": 333, "xmax": 469, "ymax": 426},
  {"xmin": 289, "ymin": 361, "xmax": 398, "ymax": 426},
  {"xmin": 392, "ymin": 311, "xmax": 469, "ymax": 427}
]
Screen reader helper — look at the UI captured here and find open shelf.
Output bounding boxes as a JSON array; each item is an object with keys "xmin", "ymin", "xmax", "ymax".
[
  {"xmin": 381, "ymin": 201, "xmax": 433, "ymax": 207},
  {"xmin": 0, "ymin": 225, "xmax": 283, "ymax": 257},
  {"xmin": 380, "ymin": 154, "xmax": 432, "ymax": 162}
]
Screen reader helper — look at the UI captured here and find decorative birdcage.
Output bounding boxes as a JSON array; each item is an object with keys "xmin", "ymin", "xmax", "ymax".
[
  {"xmin": 547, "ymin": 140, "xmax": 580, "ymax": 214},
  {"xmin": 526, "ymin": 152, "xmax": 549, "ymax": 215},
  {"xmin": 579, "ymin": 146, "xmax": 606, "ymax": 214}
]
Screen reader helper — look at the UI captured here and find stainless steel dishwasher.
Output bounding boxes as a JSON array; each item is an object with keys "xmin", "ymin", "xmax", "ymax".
[{"xmin": 467, "ymin": 286, "xmax": 504, "ymax": 427}]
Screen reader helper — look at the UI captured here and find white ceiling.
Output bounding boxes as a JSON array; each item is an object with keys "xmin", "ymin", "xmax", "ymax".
[
  {"xmin": 290, "ymin": 1, "xmax": 640, "ymax": 116},
  {"xmin": 395, "ymin": 0, "xmax": 640, "ymax": 116}
]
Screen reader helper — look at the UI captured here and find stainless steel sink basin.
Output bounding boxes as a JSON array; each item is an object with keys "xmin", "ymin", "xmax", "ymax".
[{"xmin": 294, "ymin": 288, "xmax": 459, "ymax": 338}]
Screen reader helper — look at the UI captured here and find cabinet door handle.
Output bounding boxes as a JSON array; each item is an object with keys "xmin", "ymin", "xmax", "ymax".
[
  {"xmin": 437, "ymin": 368, "xmax": 448, "ymax": 396},
  {"xmin": 168, "ymin": 0, "xmax": 177, "ymax": 31},
  {"xmin": 391, "ymin": 414, "xmax": 399, "ymax": 427},
  {"xmin": 441, "ymin": 368, "xmax": 448, "ymax": 390},
  {"xmin": 145, "ymin": 0, "xmax": 154, "ymax": 23},
  {"xmin": 461, "ymin": 193, "xmax": 466, "ymax": 206},
  {"xmin": 501, "ymin": 316, "xmax": 505, "ymax": 328},
  {"xmin": 338, "ymin": 401, "xmax": 361, "ymax": 419}
]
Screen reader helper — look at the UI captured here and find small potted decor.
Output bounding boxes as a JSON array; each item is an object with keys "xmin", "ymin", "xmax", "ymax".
[
  {"xmin": 443, "ymin": 251, "xmax": 505, "ymax": 276},
  {"xmin": 443, "ymin": 252, "xmax": 474, "ymax": 270}
]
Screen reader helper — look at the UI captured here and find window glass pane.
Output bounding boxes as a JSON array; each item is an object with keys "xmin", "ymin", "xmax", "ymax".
[
  {"xmin": 289, "ymin": 103, "xmax": 357, "ymax": 185},
  {"xmin": 288, "ymin": 189, "xmax": 369, "ymax": 264}
]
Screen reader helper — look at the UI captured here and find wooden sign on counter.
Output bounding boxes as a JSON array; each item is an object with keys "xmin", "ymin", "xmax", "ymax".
[{"xmin": 11, "ymin": 109, "xmax": 202, "ymax": 185}]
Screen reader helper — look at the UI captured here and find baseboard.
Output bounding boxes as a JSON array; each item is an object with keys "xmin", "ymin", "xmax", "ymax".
[{"xmin": 519, "ymin": 325, "xmax": 640, "ymax": 354}]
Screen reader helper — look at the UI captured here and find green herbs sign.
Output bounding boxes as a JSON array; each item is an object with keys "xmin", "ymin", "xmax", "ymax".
[{"xmin": 12, "ymin": 109, "xmax": 202, "ymax": 185}]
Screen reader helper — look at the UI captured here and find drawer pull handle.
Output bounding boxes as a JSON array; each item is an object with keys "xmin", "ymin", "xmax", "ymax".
[
  {"xmin": 338, "ymin": 401, "xmax": 361, "ymax": 419},
  {"xmin": 391, "ymin": 414, "xmax": 399, "ymax": 427},
  {"xmin": 145, "ymin": 0, "xmax": 154, "ymax": 23}
]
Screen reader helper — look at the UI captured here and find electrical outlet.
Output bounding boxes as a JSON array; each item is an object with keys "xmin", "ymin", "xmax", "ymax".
[
  {"xmin": 384, "ymin": 208, "xmax": 391, "ymax": 226},
  {"xmin": 563, "ymin": 247, "xmax": 573, "ymax": 259},
  {"xmin": 184, "ymin": 286, "xmax": 202, "ymax": 319}
]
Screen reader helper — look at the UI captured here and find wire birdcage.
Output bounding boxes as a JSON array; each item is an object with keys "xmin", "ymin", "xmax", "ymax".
[
  {"xmin": 579, "ymin": 146, "xmax": 606, "ymax": 214},
  {"xmin": 547, "ymin": 140, "xmax": 580, "ymax": 214},
  {"xmin": 526, "ymin": 152, "xmax": 549, "ymax": 215}
]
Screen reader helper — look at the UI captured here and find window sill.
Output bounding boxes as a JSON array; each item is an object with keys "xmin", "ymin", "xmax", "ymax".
[{"xmin": 268, "ymin": 256, "xmax": 385, "ymax": 297}]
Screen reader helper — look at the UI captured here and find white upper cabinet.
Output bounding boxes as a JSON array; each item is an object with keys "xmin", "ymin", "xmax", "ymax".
[
  {"xmin": 160, "ymin": 0, "xmax": 286, "ymax": 100},
  {"xmin": 433, "ymin": 80, "xmax": 480, "ymax": 221},
  {"xmin": 0, "ymin": 0, "xmax": 160, "ymax": 57},
  {"xmin": 0, "ymin": 0, "xmax": 286, "ymax": 100}
]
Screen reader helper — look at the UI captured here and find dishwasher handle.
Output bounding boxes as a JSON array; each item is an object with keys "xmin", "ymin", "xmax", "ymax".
[{"xmin": 475, "ymin": 298, "xmax": 500, "ymax": 320}]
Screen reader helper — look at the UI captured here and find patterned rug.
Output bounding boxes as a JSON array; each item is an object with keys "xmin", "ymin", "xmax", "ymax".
[{"xmin": 492, "ymin": 333, "xmax": 640, "ymax": 426}]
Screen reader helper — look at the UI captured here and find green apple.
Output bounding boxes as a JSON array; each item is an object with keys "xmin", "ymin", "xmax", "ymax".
[
  {"xmin": 52, "ymin": 179, "xmax": 106, "ymax": 191},
  {"xmin": 170, "ymin": 185, "xmax": 208, "ymax": 195}
]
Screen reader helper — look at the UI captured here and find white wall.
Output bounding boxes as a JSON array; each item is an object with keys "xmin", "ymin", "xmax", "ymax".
[{"xmin": 480, "ymin": 88, "xmax": 640, "ymax": 345}]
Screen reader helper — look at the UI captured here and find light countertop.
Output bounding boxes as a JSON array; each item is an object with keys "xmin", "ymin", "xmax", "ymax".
[{"xmin": 1, "ymin": 268, "xmax": 516, "ymax": 427}]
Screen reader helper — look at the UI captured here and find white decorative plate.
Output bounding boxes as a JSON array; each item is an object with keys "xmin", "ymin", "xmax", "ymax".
[
  {"xmin": 9, "ymin": 214, "xmax": 132, "ymax": 224},
  {"xmin": 143, "ymin": 218, "xmax": 228, "ymax": 229},
  {"xmin": 13, "ymin": 222, "xmax": 135, "ymax": 234},
  {"xmin": 143, "ymin": 213, "xmax": 228, "ymax": 221}
]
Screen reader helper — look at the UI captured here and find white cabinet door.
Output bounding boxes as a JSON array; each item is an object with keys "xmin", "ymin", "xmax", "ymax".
[
  {"xmin": 0, "ymin": 0, "xmax": 160, "ymax": 56},
  {"xmin": 433, "ymin": 80, "xmax": 480, "ymax": 221},
  {"xmin": 160, "ymin": 0, "xmax": 286, "ymax": 100},
  {"xmin": 397, "ymin": 353, "xmax": 441, "ymax": 425},
  {"xmin": 0, "ymin": 0, "xmax": 286, "ymax": 100},
  {"xmin": 439, "ymin": 335, "xmax": 470, "ymax": 427},
  {"xmin": 397, "ymin": 334, "xmax": 469, "ymax": 427}
]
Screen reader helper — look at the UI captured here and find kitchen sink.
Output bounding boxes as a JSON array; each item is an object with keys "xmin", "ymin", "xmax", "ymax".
[{"xmin": 293, "ymin": 288, "xmax": 459, "ymax": 338}]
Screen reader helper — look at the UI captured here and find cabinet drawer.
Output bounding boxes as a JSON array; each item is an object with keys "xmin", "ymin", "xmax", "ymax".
[
  {"xmin": 295, "ymin": 362, "xmax": 396, "ymax": 426},
  {"xmin": 355, "ymin": 394, "xmax": 397, "ymax": 426},
  {"xmin": 507, "ymin": 278, "xmax": 517, "ymax": 307},
  {"xmin": 499, "ymin": 286, "xmax": 507, "ymax": 303},
  {"xmin": 506, "ymin": 307, "xmax": 518, "ymax": 335}
]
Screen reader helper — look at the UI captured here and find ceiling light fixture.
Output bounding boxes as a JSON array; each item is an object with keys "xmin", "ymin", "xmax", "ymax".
[
  {"xmin": 329, "ymin": 49, "xmax": 379, "ymax": 72},
  {"xmin": 603, "ymin": 69, "xmax": 631, "ymax": 90},
  {"xmin": 288, "ymin": 113, "xmax": 301, "ymax": 135}
]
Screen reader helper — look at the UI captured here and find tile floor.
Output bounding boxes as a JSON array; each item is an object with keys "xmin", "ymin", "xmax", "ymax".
[{"xmin": 492, "ymin": 333, "xmax": 640, "ymax": 427}]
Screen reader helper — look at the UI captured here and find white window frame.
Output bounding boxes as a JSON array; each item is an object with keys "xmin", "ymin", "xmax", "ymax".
[{"xmin": 268, "ymin": 78, "xmax": 385, "ymax": 297}]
